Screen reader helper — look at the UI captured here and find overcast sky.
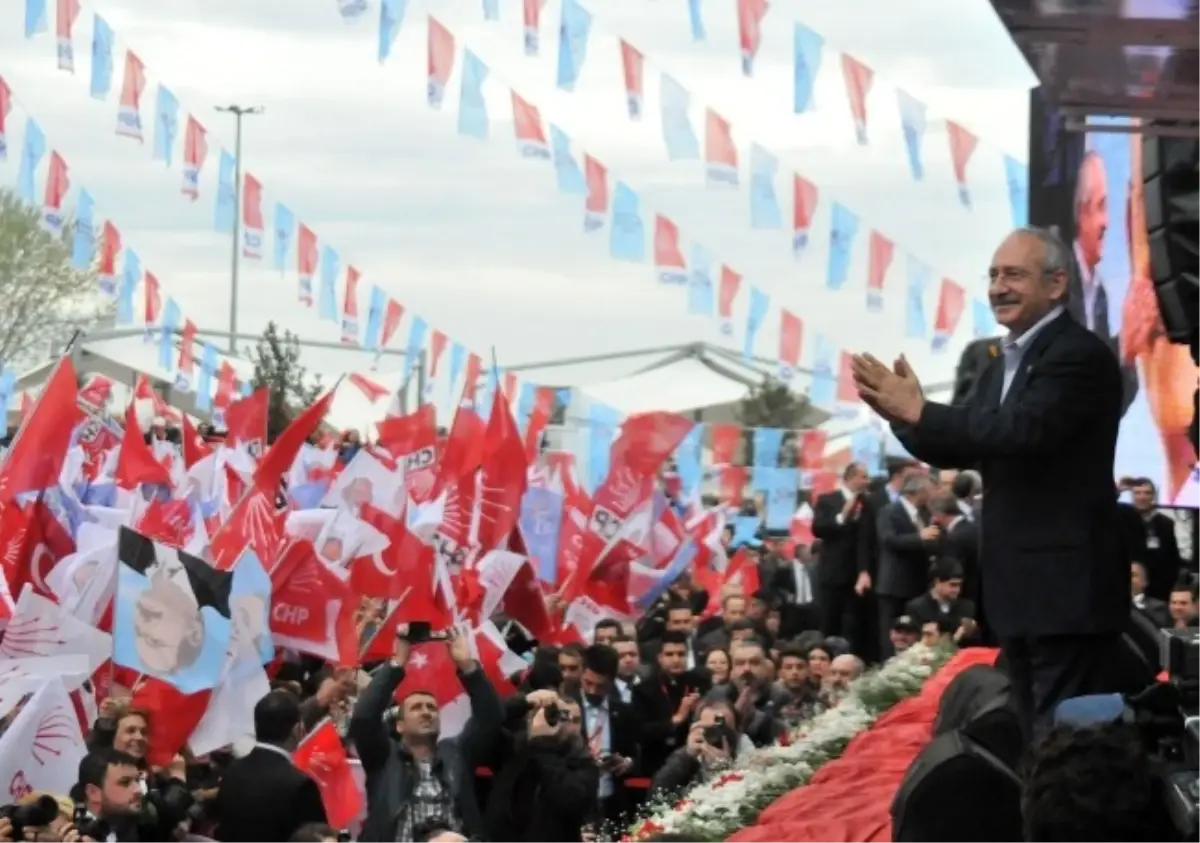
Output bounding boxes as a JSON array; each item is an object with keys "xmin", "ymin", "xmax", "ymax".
[{"xmin": 1, "ymin": 0, "xmax": 1035, "ymax": 420}]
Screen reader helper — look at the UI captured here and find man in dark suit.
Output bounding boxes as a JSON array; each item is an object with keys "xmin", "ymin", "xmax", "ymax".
[
  {"xmin": 906, "ymin": 557, "xmax": 978, "ymax": 646},
  {"xmin": 216, "ymin": 690, "xmax": 327, "ymax": 841},
  {"xmin": 852, "ymin": 225, "xmax": 1129, "ymax": 744},
  {"xmin": 875, "ymin": 474, "xmax": 941, "ymax": 657},
  {"xmin": 810, "ymin": 463, "xmax": 872, "ymax": 640},
  {"xmin": 928, "ymin": 492, "xmax": 981, "ymax": 610},
  {"xmin": 575, "ymin": 644, "xmax": 640, "ymax": 828},
  {"xmin": 1068, "ymin": 149, "xmax": 1138, "ymax": 414},
  {"xmin": 1131, "ymin": 561, "xmax": 1171, "ymax": 628}
]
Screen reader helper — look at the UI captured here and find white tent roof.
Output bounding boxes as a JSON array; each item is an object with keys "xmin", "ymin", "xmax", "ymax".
[{"xmin": 576, "ymin": 356, "xmax": 757, "ymax": 416}]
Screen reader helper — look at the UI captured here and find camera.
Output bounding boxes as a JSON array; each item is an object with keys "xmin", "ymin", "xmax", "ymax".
[
  {"xmin": 1117, "ymin": 618, "xmax": 1200, "ymax": 841},
  {"xmin": 543, "ymin": 704, "xmax": 562, "ymax": 728},
  {"xmin": 73, "ymin": 803, "xmax": 112, "ymax": 842},
  {"xmin": 0, "ymin": 796, "xmax": 60, "ymax": 839},
  {"xmin": 399, "ymin": 622, "xmax": 448, "ymax": 645},
  {"xmin": 703, "ymin": 714, "xmax": 728, "ymax": 747}
]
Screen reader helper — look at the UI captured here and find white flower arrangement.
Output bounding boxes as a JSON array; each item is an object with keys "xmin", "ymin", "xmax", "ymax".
[{"xmin": 628, "ymin": 644, "xmax": 952, "ymax": 842}]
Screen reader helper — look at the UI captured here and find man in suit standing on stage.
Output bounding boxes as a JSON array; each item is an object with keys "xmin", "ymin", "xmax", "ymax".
[
  {"xmin": 875, "ymin": 474, "xmax": 941, "ymax": 657},
  {"xmin": 1069, "ymin": 150, "xmax": 1138, "ymax": 413},
  {"xmin": 851, "ymin": 225, "xmax": 1128, "ymax": 743},
  {"xmin": 811, "ymin": 462, "xmax": 871, "ymax": 641}
]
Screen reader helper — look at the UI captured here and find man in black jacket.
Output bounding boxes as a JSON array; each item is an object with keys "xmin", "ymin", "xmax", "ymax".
[
  {"xmin": 1125, "ymin": 478, "xmax": 1183, "ymax": 601},
  {"xmin": 928, "ymin": 492, "xmax": 981, "ymax": 609},
  {"xmin": 631, "ymin": 630, "xmax": 709, "ymax": 778},
  {"xmin": 216, "ymin": 690, "xmax": 326, "ymax": 842},
  {"xmin": 811, "ymin": 463, "xmax": 872, "ymax": 641},
  {"xmin": 349, "ymin": 626, "xmax": 504, "ymax": 842},
  {"xmin": 483, "ymin": 696, "xmax": 598, "ymax": 842},
  {"xmin": 854, "ymin": 225, "xmax": 1129, "ymax": 743},
  {"xmin": 875, "ymin": 475, "xmax": 940, "ymax": 657}
]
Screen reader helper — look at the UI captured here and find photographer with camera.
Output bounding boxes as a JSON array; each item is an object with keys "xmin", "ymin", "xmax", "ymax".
[
  {"xmin": 483, "ymin": 692, "xmax": 599, "ymax": 841},
  {"xmin": 348, "ymin": 624, "xmax": 503, "ymax": 842},
  {"xmin": 647, "ymin": 692, "xmax": 755, "ymax": 801},
  {"xmin": 69, "ymin": 748, "xmax": 146, "ymax": 841},
  {"xmin": 0, "ymin": 794, "xmax": 79, "ymax": 842}
]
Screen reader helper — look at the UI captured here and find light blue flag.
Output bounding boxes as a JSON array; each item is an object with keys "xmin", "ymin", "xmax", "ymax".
[
  {"xmin": 753, "ymin": 427, "xmax": 784, "ymax": 466},
  {"xmin": 457, "ymin": 50, "xmax": 490, "ymax": 139},
  {"xmin": 153, "ymin": 86, "xmax": 180, "ymax": 166},
  {"xmin": 687, "ymin": 244, "xmax": 714, "ymax": 316},
  {"xmin": 318, "ymin": 245, "xmax": 340, "ymax": 322},
  {"xmin": 363, "ymin": 284, "xmax": 386, "ymax": 350},
  {"xmin": 549, "ymin": 125, "xmax": 586, "ymax": 194},
  {"xmin": 483, "ymin": 0, "xmax": 499, "ymax": 20},
  {"xmin": 660, "ymin": 73, "xmax": 699, "ymax": 161},
  {"xmin": 809, "ymin": 334, "xmax": 837, "ymax": 408},
  {"xmin": 973, "ymin": 297, "xmax": 999, "ymax": 339},
  {"xmin": 405, "ymin": 316, "xmax": 428, "ymax": 381},
  {"xmin": 213, "ymin": 149, "xmax": 236, "ymax": 233},
  {"xmin": 675, "ymin": 423, "xmax": 702, "ymax": 495},
  {"xmin": 196, "ymin": 343, "xmax": 218, "ymax": 410},
  {"xmin": 851, "ymin": 429, "xmax": 882, "ymax": 474},
  {"xmin": 1004, "ymin": 155, "xmax": 1029, "ymax": 227},
  {"xmin": 906, "ymin": 255, "xmax": 931, "ymax": 339},
  {"xmin": 0, "ymin": 369, "xmax": 15, "ymax": 413},
  {"xmin": 378, "ymin": 0, "xmax": 405, "ymax": 62},
  {"xmin": 765, "ymin": 469, "xmax": 799, "ymax": 531},
  {"xmin": 520, "ymin": 487, "xmax": 564, "ymax": 584},
  {"xmin": 732, "ymin": 516, "xmax": 759, "ymax": 546},
  {"xmin": 517, "ymin": 381, "xmax": 536, "ymax": 430},
  {"xmin": 687, "ymin": 0, "xmax": 706, "ymax": 40},
  {"xmin": 586, "ymin": 403, "xmax": 621, "ymax": 491},
  {"xmin": 743, "ymin": 286, "xmax": 769, "ymax": 362},
  {"xmin": 158, "ymin": 299, "xmax": 181, "ymax": 371},
  {"xmin": 16, "ymin": 119, "xmax": 46, "ymax": 204},
  {"xmin": 72, "ymin": 189, "xmax": 96, "ymax": 270},
  {"xmin": 272, "ymin": 203, "xmax": 295, "ymax": 274},
  {"xmin": 117, "ymin": 248, "xmax": 141, "ymax": 325},
  {"xmin": 25, "ymin": 0, "xmax": 47, "ymax": 37},
  {"xmin": 610, "ymin": 182, "xmax": 645, "ymax": 262},
  {"xmin": 556, "ymin": 388, "xmax": 572, "ymax": 410},
  {"xmin": 793, "ymin": 23, "xmax": 823, "ymax": 113},
  {"xmin": 896, "ymin": 89, "xmax": 927, "ymax": 181},
  {"xmin": 826, "ymin": 202, "xmax": 859, "ymax": 291},
  {"xmin": 90, "ymin": 14, "xmax": 114, "ymax": 99},
  {"xmin": 448, "ymin": 342, "xmax": 466, "ymax": 396},
  {"xmin": 556, "ymin": 0, "xmax": 592, "ymax": 92},
  {"xmin": 749, "ymin": 144, "xmax": 782, "ymax": 229}
]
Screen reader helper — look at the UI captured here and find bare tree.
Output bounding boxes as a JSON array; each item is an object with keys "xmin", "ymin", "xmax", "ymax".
[{"xmin": 0, "ymin": 188, "xmax": 112, "ymax": 367}]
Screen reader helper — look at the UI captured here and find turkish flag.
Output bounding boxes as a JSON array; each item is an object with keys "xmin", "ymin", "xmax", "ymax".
[
  {"xmin": 293, "ymin": 720, "xmax": 363, "ymax": 829},
  {"xmin": 0, "ymin": 356, "xmax": 81, "ymax": 503}
]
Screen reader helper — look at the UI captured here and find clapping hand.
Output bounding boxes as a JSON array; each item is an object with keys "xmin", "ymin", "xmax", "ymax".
[{"xmin": 852, "ymin": 353, "xmax": 926, "ymax": 424}]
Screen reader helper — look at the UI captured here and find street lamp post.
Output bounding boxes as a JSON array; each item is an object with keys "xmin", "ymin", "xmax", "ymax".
[{"xmin": 215, "ymin": 104, "xmax": 264, "ymax": 356}]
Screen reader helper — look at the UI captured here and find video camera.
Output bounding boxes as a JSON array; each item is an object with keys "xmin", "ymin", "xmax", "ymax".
[{"xmin": 1115, "ymin": 614, "xmax": 1200, "ymax": 838}]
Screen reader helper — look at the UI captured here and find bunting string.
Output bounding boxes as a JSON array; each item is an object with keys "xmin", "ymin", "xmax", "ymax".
[
  {"xmin": 502, "ymin": 0, "xmax": 1029, "ymax": 225},
  {"xmin": 405, "ymin": 13, "xmax": 996, "ymax": 413},
  {"xmin": 16, "ymin": 0, "xmax": 556, "ymax": 424}
]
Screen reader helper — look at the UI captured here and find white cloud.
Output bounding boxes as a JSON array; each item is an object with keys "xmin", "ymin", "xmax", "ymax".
[{"xmin": 0, "ymin": 0, "xmax": 1034, "ymax": 426}]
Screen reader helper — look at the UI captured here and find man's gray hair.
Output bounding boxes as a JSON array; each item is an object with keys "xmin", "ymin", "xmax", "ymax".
[
  {"xmin": 1011, "ymin": 225, "xmax": 1072, "ymax": 276},
  {"xmin": 900, "ymin": 474, "xmax": 931, "ymax": 496}
]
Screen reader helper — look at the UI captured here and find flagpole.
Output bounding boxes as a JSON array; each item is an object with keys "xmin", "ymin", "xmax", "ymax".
[{"xmin": 215, "ymin": 104, "xmax": 264, "ymax": 357}]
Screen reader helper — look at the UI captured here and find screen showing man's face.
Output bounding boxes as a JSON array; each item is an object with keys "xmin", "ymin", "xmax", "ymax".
[{"xmin": 1075, "ymin": 153, "xmax": 1109, "ymax": 268}]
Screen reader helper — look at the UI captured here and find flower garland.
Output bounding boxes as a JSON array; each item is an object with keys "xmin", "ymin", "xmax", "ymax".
[{"xmin": 629, "ymin": 644, "xmax": 953, "ymax": 842}]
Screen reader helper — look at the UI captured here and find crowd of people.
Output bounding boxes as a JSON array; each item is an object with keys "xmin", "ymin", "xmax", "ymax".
[{"xmin": 0, "ymin": 416, "xmax": 1191, "ymax": 843}]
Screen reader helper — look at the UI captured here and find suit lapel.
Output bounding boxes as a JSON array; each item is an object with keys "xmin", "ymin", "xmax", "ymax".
[{"xmin": 1000, "ymin": 311, "xmax": 1071, "ymax": 408}]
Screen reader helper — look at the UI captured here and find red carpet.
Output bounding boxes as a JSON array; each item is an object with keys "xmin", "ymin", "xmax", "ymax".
[{"xmin": 728, "ymin": 649, "xmax": 1000, "ymax": 843}]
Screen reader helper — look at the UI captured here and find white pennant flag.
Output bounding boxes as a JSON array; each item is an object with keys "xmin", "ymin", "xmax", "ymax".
[{"xmin": 0, "ymin": 678, "xmax": 87, "ymax": 801}]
